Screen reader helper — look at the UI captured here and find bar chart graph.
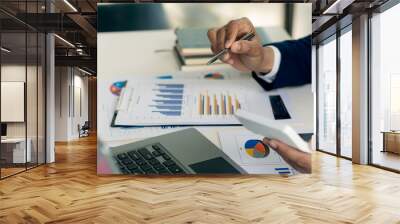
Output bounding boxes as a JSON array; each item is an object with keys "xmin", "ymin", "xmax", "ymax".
[
  {"xmin": 151, "ymin": 84, "xmax": 185, "ymax": 116},
  {"xmin": 197, "ymin": 93, "xmax": 241, "ymax": 116},
  {"xmin": 114, "ymin": 79, "xmax": 264, "ymax": 126}
]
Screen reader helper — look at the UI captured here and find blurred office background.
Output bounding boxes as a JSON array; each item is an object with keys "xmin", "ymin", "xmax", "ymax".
[{"xmin": 98, "ymin": 3, "xmax": 311, "ymax": 39}]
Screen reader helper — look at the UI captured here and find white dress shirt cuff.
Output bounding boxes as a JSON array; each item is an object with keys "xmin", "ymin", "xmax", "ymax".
[{"xmin": 256, "ymin": 46, "xmax": 281, "ymax": 83}]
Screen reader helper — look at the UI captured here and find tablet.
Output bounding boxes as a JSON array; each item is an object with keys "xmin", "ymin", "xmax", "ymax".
[{"xmin": 235, "ymin": 110, "xmax": 310, "ymax": 153}]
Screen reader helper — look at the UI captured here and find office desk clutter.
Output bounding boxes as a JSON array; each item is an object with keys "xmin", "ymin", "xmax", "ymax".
[
  {"xmin": 98, "ymin": 68, "xmax": 312, "ymax": 175},
  {"xmin": 174, "ymin": 27, "xmax": 270, "ymax": 71},
  {"xmin": 98, "ymin": 24, "xmax": 313, "ymax": 175}
]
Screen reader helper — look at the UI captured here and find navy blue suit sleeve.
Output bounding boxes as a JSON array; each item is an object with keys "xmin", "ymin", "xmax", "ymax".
[{"xmin": 252, "ymin": 35, "xmax": 312, "ymax": 91}]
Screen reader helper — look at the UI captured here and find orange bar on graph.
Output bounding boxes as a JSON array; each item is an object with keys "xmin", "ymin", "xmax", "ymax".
[
  {"xmin": 235, "ymin": 97, "xmax": 240, "ymax": 111},
  {"xmin": 228, "ymin": 95, "xmax": 232, "ymax": 114},
  {"xmin": 206, "ymin": 94, "xmax": 210, "ymax": 115},
  {"xmin": 199, "ymin": 94, "xmax": 203, "ymax": 115}
]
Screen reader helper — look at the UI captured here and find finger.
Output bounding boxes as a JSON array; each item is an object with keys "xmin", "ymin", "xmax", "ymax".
[
  {"xmin": 265, "ymin": 139, "xmax": 311, "ymax": 173},
  {"xmin": 207, "ymin": 28, "xmax": 218, "ymax": 53},
  {"xmin": 226, "ymin": 54, "xmax": 251, "ymax": 72},
  {"xmin": 221, "ymin": 52, "xmax": 230, "ymax": 62},
  {"xmin": 216, "ymin": 28, "xmax": 226, "ymax": 52},
  {"xmin": 230, "ymin": 40, "xmax": 262, "ymax": 57},
  {"xmin": 225, "ymin": 21, "xmax": 239, "ymax": 48}
]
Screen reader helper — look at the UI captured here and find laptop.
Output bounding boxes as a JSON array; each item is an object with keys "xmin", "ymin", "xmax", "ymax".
[{"xmin": 106, "ymin": 128, "xmax": 246, "ymax": 175}]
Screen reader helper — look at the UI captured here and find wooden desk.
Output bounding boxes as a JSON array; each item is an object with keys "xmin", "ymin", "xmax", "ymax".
[
  {"xmin": 382, "ymin": 131, "xmax": 400, "ymax": 154},
  {"xmin": 1, "ymin": 138, "xmax": 31, "ymax": 165}
]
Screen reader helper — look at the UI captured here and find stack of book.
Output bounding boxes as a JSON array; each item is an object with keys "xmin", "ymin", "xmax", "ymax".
[
  {"xmin": 174, "ymin": 27, "xmax": 225, "ymax": 71},
  {"xmin": 174, "ymin": 27, "xmax": 271, "ymax": 71}
]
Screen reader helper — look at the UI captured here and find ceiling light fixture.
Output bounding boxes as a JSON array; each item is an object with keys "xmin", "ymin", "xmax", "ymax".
[
  {"xmin": 322, "ymin": 0, "xmax": 354, "ymax": 15},
  {"xmin": 78, "ymin": 67, "xmax": 93, "ymax": 76},
  {"xmin": 54, "ymin": 34, "xmax": 75, "ymax": 48},
  {"xmin": 63, "ymin": 0, "xmax": 78, "ymax": 12},
  {"xmin": 1, "ymin": 47, "xmax": 11, "ymax": 53}
]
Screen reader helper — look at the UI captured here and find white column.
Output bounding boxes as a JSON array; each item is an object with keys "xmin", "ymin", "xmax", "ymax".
[
  {"xmin": 46, "ymin": 32, "xmax": 55, "ymax": 163},
  {"xmin": 352, "ymin": 14, "xmax": 369, "ymax": 164}
]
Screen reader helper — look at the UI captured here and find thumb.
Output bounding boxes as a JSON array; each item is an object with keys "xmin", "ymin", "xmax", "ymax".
[
  {"xmin": 230, "ymin": 40, "xmax": 262, "ymax": 57},
  {"xmin": 262, "ymin": 138, "xmax": 279, "ymax": 149}
]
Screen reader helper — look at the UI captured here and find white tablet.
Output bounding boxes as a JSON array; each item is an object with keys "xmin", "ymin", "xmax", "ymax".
[{"xmin": 235, "ymin": 110, "xmax": 310, "ymax": 153}]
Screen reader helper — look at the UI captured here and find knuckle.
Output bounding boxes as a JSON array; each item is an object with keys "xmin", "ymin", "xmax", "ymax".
[
  {"xmin": 228, "ymin": 20, "xmax": 237, "ymax": 27},
  {"xmin": 241, "ymin": 17, "xmax": 249, "ymax": 23}
]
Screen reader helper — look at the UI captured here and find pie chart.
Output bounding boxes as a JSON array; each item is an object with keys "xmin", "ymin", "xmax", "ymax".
[
  {"xmin": 244, "ymin": 140, "xmax": 269, "ymax": 158},
  {"xmin": 204, "ymin": 72, "xmax": 224, "ymax": 80}
]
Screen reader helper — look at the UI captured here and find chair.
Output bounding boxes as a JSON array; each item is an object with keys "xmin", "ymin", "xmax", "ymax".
[{"xmin": 78, "ymin": 121, "xmax": 90, "ymax": 138}]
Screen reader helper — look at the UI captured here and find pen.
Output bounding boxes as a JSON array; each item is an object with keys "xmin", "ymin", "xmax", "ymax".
[{"xmin": 207, "ymin": 32, "xmax": 255, "ymax": 65}]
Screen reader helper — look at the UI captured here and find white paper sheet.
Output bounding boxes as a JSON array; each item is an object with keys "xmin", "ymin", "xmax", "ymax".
[
  {"xmin": 219, "ymin": 129, "xmax": 296, "ymax": 175},
  {"xmin": 113, "ymin": 78, "xmax": 275, "ymax": 126}
]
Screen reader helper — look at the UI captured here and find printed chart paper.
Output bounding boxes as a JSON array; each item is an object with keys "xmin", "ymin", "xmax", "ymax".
[
  {"xmin": 219, "ymin": 130, "xmax": 295, "ymax": 175},
  {"xmin": 113, "ymin": 79, "xmax": 273, "ymax": 126}
]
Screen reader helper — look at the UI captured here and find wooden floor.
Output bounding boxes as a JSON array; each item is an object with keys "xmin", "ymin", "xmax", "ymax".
[{"xmin": 1, "ymin": 135, "xmax": 400, "ymax": 224}]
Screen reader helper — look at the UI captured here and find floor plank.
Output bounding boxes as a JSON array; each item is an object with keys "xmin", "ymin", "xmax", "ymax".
[{"xmin": 1, "ymin": 135, "xmax": 399, "ymax": 224}]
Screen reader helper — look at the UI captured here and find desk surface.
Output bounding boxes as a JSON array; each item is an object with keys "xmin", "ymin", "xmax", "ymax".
[
  {"xmin": 97, "ymin": 28, "xmax": 313, "ymax": 149},
  {"xmin": 1, "ymin": 138, "xmax": 26, "ymax": 144}
]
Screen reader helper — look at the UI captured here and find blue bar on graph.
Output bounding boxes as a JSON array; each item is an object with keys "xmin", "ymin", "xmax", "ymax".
[
  {"xmin": 153, "ymin": 99, "xmax": 182, "ymax": 105},
  {"xmin": 153, "ymin": 111, "xmax": 181, "ymax": 116},
  {"xmin": 202, "ymin": 95, "xmax": 205, "ymax": 114},
  {"xmin": 157, "ymin": 84, "xmax": 184, "ymax": 89},
  {"xmin": 275, "ymin": 168, "xmax": 289, "ymax": 171},
  {"xmin": 151, "ymin": 105, "xmax": 182, "ymax": 110},
  {"xmin": 156, "ymin": 94, "xmax": 183, "ymax": 99},
  {"xmin": 155, "ymin": 89, "xmax": 184, "ymax": 94}
]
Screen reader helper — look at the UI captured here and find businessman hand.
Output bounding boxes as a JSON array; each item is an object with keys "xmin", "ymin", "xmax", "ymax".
[
  {"xmin": 207, "ymin": 17, "xmax": 274, "ymax": 73},
  {"xmin": 263, "ymin": 138, "xmax": 311, "ymax": 173}
]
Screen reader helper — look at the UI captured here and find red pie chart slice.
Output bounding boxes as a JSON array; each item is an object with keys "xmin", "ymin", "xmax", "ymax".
[{"xmin": 244, "ymin": 140, "xmax": 270, "ymax": 158}]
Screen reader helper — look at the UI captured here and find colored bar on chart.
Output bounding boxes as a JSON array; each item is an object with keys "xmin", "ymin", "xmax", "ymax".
[
  {"xmin": 153, "ymin": 99, "xmax": 182, "ymax": 105},
  {"xmin": 152, "ymin": 111, "xmax": 181, "ymax": 116},
  {"xmin": 205, "ymin": 94, "xmax": 210, "ymax": 115},
  {"xmin": 227, "ymin": 95, "xmax": 232, "ymax": 114},
  {"xmin": 156, "ymin": 94, "xmax": 183, "ymax": 99},
  {"xmin": 155, "ymin": 89, "xmax": 184, "ymax": 94},
  {"xmin": 213, "ymin": 94, "xmax": 218, "ymax": 115},
  {"xmin": 235, "ymin": 96, "xmax": 240, "ymax": 111},
  {"xmin": 199, "ymin": 94, "xmax": 204, "ymax": 115},
  {"xmin": 221, "ymin": 94, "xmax": 226, "ymax": 115},
  {"xmin": 157, "ymin": 84, "xmax": 184, "ymax": 89},
  {"xmin": 151, "ymin": 105, "xmax": 182, "ymax": 110}
]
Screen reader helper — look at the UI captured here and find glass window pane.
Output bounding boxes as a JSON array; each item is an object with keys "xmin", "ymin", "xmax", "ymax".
[
  {"xmin": 27, "ymin": 31, "xmax": 38, "ymax": 169},
  {"xmin": 318, "ymin": 37, "xmax": 337, "ymax": 154},
  {"xmin": 339, "ymin": 29, "xmax": 352, "ymax": 158},
  {"xmin": 1, "ymin": 30, "xmax": 28, "ymax": 177},
  {"xmin": 38, "ymin": 32, "xmax": 46, "ymax": 165},
  {"xmin": 371, "ymin": 3, "xmax": 400, "ymax": 171}
]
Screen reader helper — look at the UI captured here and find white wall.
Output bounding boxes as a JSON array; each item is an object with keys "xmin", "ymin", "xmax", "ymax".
[
  {"xmin": 162, "ymin": 3, "xmax": 286, "ymax": 29},
  {"xmin": 292, "ymin": 3, "xmax": 312, "ymax": 39},
  {"xmin": 54, "ymin": 67, "xmax": 89, "ymax": 141},
  {"xmin": 1, "ymin": 64, "xmax": 46, "ymax": 163}
]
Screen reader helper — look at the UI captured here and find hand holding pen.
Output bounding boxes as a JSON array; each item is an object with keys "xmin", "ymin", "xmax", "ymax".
[{"xmin": 207, "ymin": 17, "xmax": 275, "ymax": 73}]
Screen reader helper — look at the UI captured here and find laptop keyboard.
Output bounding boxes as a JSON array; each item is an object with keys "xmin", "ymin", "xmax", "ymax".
[{"xmin": 114, "ymin": 143, "xmax": 186, "ymax": 175}]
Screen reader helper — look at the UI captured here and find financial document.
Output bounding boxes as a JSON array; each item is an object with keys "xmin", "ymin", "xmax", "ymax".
[
  {"xmin": 219, "ymin": 130, "xmax": 296, "ymax": 175},
  {"xmin": 113, "ymin": 79, "xmax": 273, "ymax": 126}
]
